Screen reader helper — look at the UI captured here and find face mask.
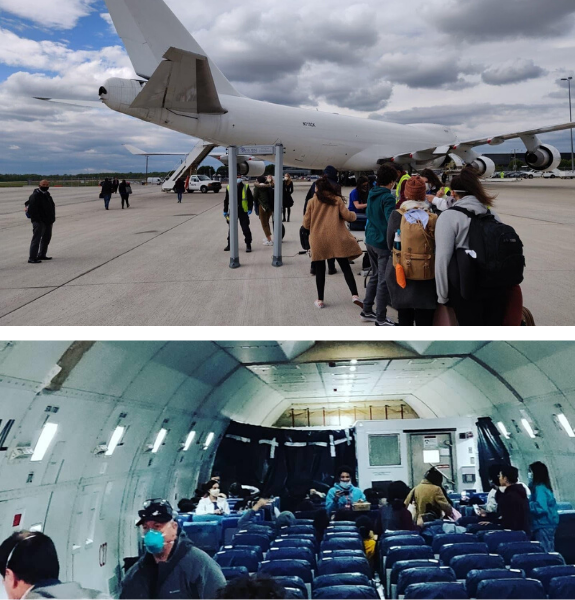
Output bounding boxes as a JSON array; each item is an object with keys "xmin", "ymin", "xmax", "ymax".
[
  {"xmin": 40, "ymin": 186, "xmax": 49, "ymax": 192},
  {"xmin": 237, "ymin": 178, "xmax": 243, "ymax": 185},
  {"xmin": 143, "ymin": 529, "xmax": 165, "ymax": 554},
  {"xmin": 339, "ymin": 481, "xmax": 351, "ymax": 490},
  {"xmin": 528, "ymin": 472, "xmax": 533, "ymax": 483},
  {"xmin": 209, "ymin": 488, "xmax": 219, "ymax": 497}
]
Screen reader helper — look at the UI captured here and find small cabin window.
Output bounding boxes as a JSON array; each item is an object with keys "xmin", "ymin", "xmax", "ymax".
[{"xmin": 368, "ymin": 434, "xmax": 400, "ymax": 467}]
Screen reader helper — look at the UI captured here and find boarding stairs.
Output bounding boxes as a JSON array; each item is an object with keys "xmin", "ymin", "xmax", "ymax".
[{"xmin": 161, "ymin": 141, "xmax": 216, "ymax": 191}]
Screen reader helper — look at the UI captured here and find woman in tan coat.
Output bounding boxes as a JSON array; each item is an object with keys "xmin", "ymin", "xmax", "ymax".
[{"xmin": 303, "ymin": 176, "xmax": 363, "ymax": 309}]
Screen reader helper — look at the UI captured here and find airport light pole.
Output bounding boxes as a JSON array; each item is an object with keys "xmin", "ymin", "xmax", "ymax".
[{"xmin": 561, "ymin": 77, "xmax": 574, "ymax": 172}]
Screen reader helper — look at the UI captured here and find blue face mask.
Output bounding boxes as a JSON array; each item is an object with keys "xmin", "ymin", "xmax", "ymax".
[
  {"xmin": 528, "ymin": 471, "xmax": 533, "ymax": 483},
  {"xmin": 144, "ymin": 529, "xmax": 165, "ymax": 554},
  {"xmin": 339, "ymin": 481, "xmax": 352, "ymax": 490}
]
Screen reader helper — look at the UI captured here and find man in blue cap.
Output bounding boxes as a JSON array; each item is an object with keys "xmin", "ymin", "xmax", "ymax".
[{"xmin": 120, "ymin": 499, "xmax": 225, "ymax": 599}]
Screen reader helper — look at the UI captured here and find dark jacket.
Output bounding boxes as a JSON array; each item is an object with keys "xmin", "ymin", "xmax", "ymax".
[
  {"xmin": 119, "ymin": 181, "xmax": 131, "ymax": 196},
  {"xmin": 385, "ymin": 206, "xmax": 438, "ymax": 310},
  {"xmin": 497, "ymin": 483, "xmax": 531, "ymax": 533},
  {"xmin": 380, "ymin": 501, "xmax": 417, "ymax": 533},
  {"xmin": 101, "ymin": 180, "xmax": 113, "ymax": 195},
  {"xmin": 365, "ymin": 186, "xmax": 395, "ymax": 250},
  {"xmin": 120, "ymin": 532, "xmax": 226, "ymax": 599},
  {"xmin": 224, "ymin": 183, "xmax": 254, "ymax": 214},
  {"xmin": 283, "ymin": 180, "xmax": 294, "ymax": 208},
  {"xmin": 253, "ymin": 182, "xmax": 273, "ymax": 212},
  {"xmin": 174, "ymin": 179, "xmax": 186, "ymax": 193},
  {"xmin": 26, "ymin": 189, "xmax": 56, "ymax": 224}
]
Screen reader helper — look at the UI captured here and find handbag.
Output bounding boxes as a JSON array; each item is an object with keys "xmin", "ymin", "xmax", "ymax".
[
  {"xmin": 299, "ymin": 226, "xmax": 310, "ymax": 251},
  {"xmin": 99, "ymin": 192, "xmax": 104, "ymax": 199}
]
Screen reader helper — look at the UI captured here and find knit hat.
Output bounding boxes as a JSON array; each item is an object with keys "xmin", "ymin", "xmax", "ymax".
[
  {"xmin": 323, "ymin": 166, "xmax": 338, "ymax": 182},
  {"xmin": 276, "ymin": 511, "xmax": 296, "ymax": 529},
  {"xmin": 404, "ymin": 176, "xmax": 427, "ymax": 202}
]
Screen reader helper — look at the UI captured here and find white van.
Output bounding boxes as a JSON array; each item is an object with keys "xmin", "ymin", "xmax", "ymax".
[{"xmin": 146, "ymin": 177, "xmax": 164, "ymax": 185}]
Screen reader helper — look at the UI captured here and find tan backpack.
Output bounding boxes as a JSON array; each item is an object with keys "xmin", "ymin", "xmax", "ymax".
[{"xmin": 392, "ymin": 207, "xmax": 437, "ymax": 280}]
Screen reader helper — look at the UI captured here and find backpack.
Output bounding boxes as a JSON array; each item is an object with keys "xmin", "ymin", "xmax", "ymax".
[
  {"xmin": 392, "ymin": 207, "xmax": 437, "ymax": 280},
  {"xmin": 450, "ymin": 206, "xmax": 525, "ymax": 289}
]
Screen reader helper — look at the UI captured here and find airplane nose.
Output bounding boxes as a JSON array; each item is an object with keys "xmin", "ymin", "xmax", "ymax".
[{"xmin": 98, "ymin": 85, "xmax": 108, "ymax": 97}]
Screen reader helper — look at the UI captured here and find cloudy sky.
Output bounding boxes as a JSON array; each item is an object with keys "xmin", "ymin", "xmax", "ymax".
[{"xmin": 0, "ymin": 0, "xmax": 574, "ymax": 174}]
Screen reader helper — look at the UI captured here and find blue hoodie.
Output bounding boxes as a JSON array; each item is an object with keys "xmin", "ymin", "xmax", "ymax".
[
  {"xmin": 529, "ymin": 483, "xmax": 559, "ymax": 530},
  {"xmin": 326, "ymin": 483, "xmax": 366, "ymax": 514},
  {"xmin": 365, "ymin": 186, "xmax": 396, "ymax": 250}
]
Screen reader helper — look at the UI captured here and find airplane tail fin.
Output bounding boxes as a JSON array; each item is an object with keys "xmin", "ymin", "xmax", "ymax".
[{"xmin": 103, "ymin": 0, "xmax": 241, "ymax": 97}]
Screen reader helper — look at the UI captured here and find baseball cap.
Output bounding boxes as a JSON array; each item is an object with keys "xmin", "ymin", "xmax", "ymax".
[{"xmin": 136, "ymin": 498, "xmax": 174, "ymax": 526}]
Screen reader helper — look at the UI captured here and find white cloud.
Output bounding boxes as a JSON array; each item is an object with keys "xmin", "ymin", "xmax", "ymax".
[
  {"xmin": 9, "ymin": 144, "xmax": 20, "ymax": 149},
  {"xmin": 0, "ymin": 0, "xmax": 95, "ymax": 29}
]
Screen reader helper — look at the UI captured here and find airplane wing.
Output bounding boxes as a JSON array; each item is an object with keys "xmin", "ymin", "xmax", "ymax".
[
  {"xmin": 457, "ymin": 121, "xmax": 575, "ymax": 147},
  {"xmin": 123, "ymin": 144, "xmax": 187, "ymax": 156},
  {"xmin": 34, "ymin": 98, "xmax": 104, "ymax": 109},
  {"xmin": 130, "ymin": 47, "xmax": 226, "ymax": 114}
]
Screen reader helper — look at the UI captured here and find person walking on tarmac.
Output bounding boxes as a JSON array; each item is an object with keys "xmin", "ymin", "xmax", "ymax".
[
  {"xmin": 119, "ymin": 179, "xmax": 132, "ymax": 209},
  {"xmin": 100, "ymin": 178, "xmax": 113, "ymax": 210},
  {"xmin": 120, "ymin": 499, "xmax": 226, "ymax": 599},
  {"xmin": 174, "ymin": 177, "xmax": 186, "ymax": 203},
  {"xmin": 25, "ymin": 179, "xmax": 56, "ymax": 264},
  {"xmin": 224, "ymin": 177, "xmax": 254, "ymax": 252},
  {"xmin": 283, "ymin": 173, "xmax": 294, "ymax": 222},
  {"xmin": 253, "ymin": 176, "xmax": 274, "ymax": 246}
]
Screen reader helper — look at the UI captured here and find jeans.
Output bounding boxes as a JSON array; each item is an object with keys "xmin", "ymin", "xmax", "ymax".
[
  {"xmin": 363, "ymin": 244, "xmax": 390, "ymax": 322},
  {"xmin": 313, "ymin": 258, "xmax": 358, "ymax": 301},
  {"xmin": 30, "ymin": 221, "xmax": 53, "ymax": 259},
  {"xmin": 177, "ymin": 192, "xmax": 183, "ymax": 202},
  {"xmin": 533, "ymin": 527, "xmax": 556, "ymax": 552},
  {"xmin": 103, "ymin": 194, "xmax": 111, "ymax": 209}
]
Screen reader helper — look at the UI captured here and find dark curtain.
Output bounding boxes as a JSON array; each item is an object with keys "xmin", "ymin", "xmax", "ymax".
[
  {"xmin": 213, "ymin": 421, "xmax": 357, "ymax": 510},
  {"xmin": 476, "ymin": 417, "xmax": 511, "ymax": 491}
]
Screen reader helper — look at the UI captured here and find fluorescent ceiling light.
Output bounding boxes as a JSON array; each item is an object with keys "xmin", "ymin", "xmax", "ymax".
[
  {"xmin": 105, "ymin": 426, "xmax": 125, "ymax": 456},
  {"xmin": 183, "ymin": 431, "xmax": 196, "ymax": 451},
  {"xmin": 521, "ymin": 419, "xmax": 536, "ymax": 439},
  {"xmin": 350, "ymin": 360, "xmax": 358, "ymax": 365},
  {"xmin": 204, "ymin": 432, "xmax": 215, "ymax": 449},
  {"xmin": 497, "ymin": 422, "xmax": 511, "ymax": 439},
  {"xmin": 350, "ymin": 366, "xmax": 357, "ymax": 372},
  {"xmin": 152, "ymin": 428, "xmax": 167, "ymax": 453},
  {"xmin": 31, "ymin": 423, "xmax": 58, "ymax": 462},
  {"xmin": 557, "ymin": 414, "xmax": 575, "ymax": 437}
]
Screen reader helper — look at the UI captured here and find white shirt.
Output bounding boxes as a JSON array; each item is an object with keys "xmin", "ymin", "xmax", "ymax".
[{"xmin": 195, "ymin": 496, "xmax": 230, "ymax": 515}]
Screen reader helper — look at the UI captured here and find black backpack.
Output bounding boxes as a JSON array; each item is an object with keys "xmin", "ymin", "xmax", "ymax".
[{"xmin": 450, "ymin": 206, "xmax": 525, "ymax": 289}]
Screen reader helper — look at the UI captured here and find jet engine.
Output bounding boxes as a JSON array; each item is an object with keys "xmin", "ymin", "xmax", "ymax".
[
  {"xmin": 469, "ymin": 156, "xmax": 496, "ymax": 178},
  {"xmin": 524, "ymin": 144, "xmax": 561, "ymax": 171},
  {"xmin": 238, "ymin": 160, "xmax": 265, "ymax": 177}
]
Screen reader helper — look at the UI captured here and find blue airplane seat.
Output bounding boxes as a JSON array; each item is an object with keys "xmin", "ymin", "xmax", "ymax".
[
  {"xmin": 259, "ymin": 559, "xmax": 313, "ymax": 583},
  {"xmin": 382, "ymin": 535, "xmax": 425, "ymax": 555},
  {"xmin": 312, "ymin": 585, "xmax": 378, "ymax": 599},
  {"xmin": 389, "ymin": 559, "xmax": 440, "ymax": 588},
  {"xmin": 327, "ymin": 521, "xmax": 357, "ymax": 528},
  {"xmin": 232, "ymin": 532, "xmax": 271, "ymax": 551},
  {"xmin": 320, "ymin": 549, "xmax": 365, "ymax": 560},
  {"xmin": 432, "ymin": 533, "xmax": 478, "ymax": 554},
  {"xmin": 272, "ymin": 576, "xmax": 308, "ymax": 599},
  {"xmin": 295, "ymin": 511, "xmax": 321, "ymax": 520},
  {"xmin": 510, "ymin": 552, "xmax": 566, "ymax": 576},
  {"xmin": 220, "ymin": 566, "xmax": 249, "ymax": 581},
  {"xmin": 403, "ymin": 581, "xmax": 468, "ymax": 599},
  {"xmin": 271, "ymin": 538, "xmax": 316, "ymax": 554},
  {"xmin": 481, "ymin": 529, "xmax": 529, "ymax": 553},
  {"xmin": 386, "ymin": 545, "xmax": 434, "ymax": 571},
  {"xmin": 317, "ymin": 556, "xmax": 371, "ymax": 578},
  {"xmin": 320, "ymin": 537, "xmax": 364, "ymax": 552},
  {"xmin": 498, "ymin": 541, "xmax": 543, "ymax": 564},
  {"xmin": 475, "ymin": 577, "xmax": 545, "ymax": 599},
  {"xmin": 215, "ymin": 548, "xmax": 260, "ymax": 572},
  {"xmin": 439, "ymin": 542, "xmax": 488, "ymax": 566},
  {"xmin": 239, "ymin": 524, "xmax": 274, "ymax": 538},
  {"xmin": 531, "ymin": 564, "xmax": 575, "ymax": 594},
  {"xmin": 192, "ymin": 513, "xmax": 223, "ymax": 523},
  {"xmin": 221, "ymin": 516, "xmax": 241, "ymax": 545},
  {"xmin": 381, "ymin": 529, "xmax": 420, "ymax": 539},
  {"xmin": 548, "ymin": 575, "xmax": 575, "ymax": 599},
  {"xmin": 397, "ymin": 567, "xmax": 456, "ymax": 596},
  {"xmin": 324, "ymin": 530, "xmax": 361, "ymax": 539},
  {"xmin": 465, "ymin": 522, "xmax": 500, "ymax": 535},
  {"xmin": 285, "ymin": 525, "xmax": 316, "ymax": 536},
  {"xmin": 556, "ymin": 511, "xmax": 575, "ymax": 564},
  {"xmin": 182, "ymin": 521, "xmax": 220, "ymax": 556},
  {"xmin": 457, "ymin": 516, "xmax": 479, "ymax": 527},
  {"xmin": 465, "ymin": 568, "xmax": 525, "ymax": 598},
  {"xmin": 449, "ymin": 553, "xmax": 505, "ymax": 579},
  {"xmin": 267, "ymin": 546, "xmax": 316, "ymax": 569},
  {"xmin": 295, "ymin": 519, "xmax": 315, "ymax": 525},
  {"xmin": 557, "ymin": 502, "xmax": 574, "ymax": 511},
  {"xmin": 221, "ymin": 544, "xmax": 264, "ymax": 561},
  {"xmin": 312, "ymin": 573, "xmax": 372, "ymax": 590}
]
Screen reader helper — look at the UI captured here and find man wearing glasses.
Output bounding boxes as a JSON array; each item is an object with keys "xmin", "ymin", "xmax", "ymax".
[{"xmin": 120, "ymin": 499, "xmax": 225, "ymax": 599}]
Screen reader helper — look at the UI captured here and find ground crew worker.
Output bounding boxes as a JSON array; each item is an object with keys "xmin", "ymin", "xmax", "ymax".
[
  {"xmin": 393, "ymin": 165, "xmax": 411, "ymax": 206},
  {"xmin": 120, "ymin": 499, "xmax": 225, "ymax": 599},
  {"xmin": 224, "ymin": 178, "xmax": 254, "ymax": 252}
]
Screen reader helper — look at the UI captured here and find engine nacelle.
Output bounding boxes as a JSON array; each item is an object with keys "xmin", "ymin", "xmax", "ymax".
[
  {"xmin": 238, "ymin": 160, "xmax": 265, "ymax": 177},
  {"xmin": 525, "ymin": 144, "xmax": 561, "ymax": 171},
  {"xmin": 469, "ymin": 156, "xmax": 496, "ymax": 178}
]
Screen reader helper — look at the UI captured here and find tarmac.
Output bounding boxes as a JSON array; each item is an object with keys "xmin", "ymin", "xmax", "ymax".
[{"xmin": 0, "ymin": 179, "xmax": 573, "ymax": 326}]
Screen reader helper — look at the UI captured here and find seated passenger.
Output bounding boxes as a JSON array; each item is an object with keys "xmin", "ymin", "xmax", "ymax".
[
  {"xmin": 0, "ymin": 531, "xmax": 107, "ymax": 599},
  {"xmin": 405, "ymin": 467, "xmax": 453, "ymax": 524},
  {"xmin": 363, "ymin": 487, "xmax": 380, "ymax": 508},
  {"xmin": 380, "ymin": 480, "xmax": 417, "ymax": 532},
  {"xmin": 313, "ymin": 509, "xmax": 330, "ymax": 544},
  {"xmin": 495, "ymin": 465, "xmax": 531, "ymax": 534},
  {"xmin": 348, "ymin": 176, "xmax": 369, "ymax": 214},
  {"xmin": 529, "ymin": 461, "xmax": 559, "ymax": 552},
  {"xmin": 238, "ymin": 498, "xmax": 295, "ymax": 533},
  {"xmin": 217, "ymin": 574, "xmax": 286, "ymax": 599},
  {"xmin": 356, "ymin": 515, "xmax": 378, "ymax": 572},
  {"xmin": 121, "ymin": 499, "xmax": 225, "ymax": 599},
  {"xmin": 196, "ymin": 480, "xmax": 231, "ymax": 515},
  {"xmin": 325, "ymin": 465, "xmax": 366, "ymax": 514}
]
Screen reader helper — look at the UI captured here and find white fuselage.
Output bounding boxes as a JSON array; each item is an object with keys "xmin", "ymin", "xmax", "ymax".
[{"xmin": 102, "ymin": 77, "xmax": 457, "ymax": 170}]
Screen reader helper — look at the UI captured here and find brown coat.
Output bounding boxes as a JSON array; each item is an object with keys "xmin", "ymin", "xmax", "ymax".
[
  {"xmin": 303, "ymin": 194, "xmax": 362, "ymax": 262},
  {"xmin": 405, "ymin": 479, "xmax": 453, "ymax": 520}
]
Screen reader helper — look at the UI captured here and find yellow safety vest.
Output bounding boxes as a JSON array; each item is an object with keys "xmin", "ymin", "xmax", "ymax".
[
  {"xmin": 444, "ymin": 186, "xmax": 452, "ymax": 196},
  {"xmin": 227, "ymin": 183, "xmax": 249, "ymax": 212},
  {"xmin": 396, "ymin": 173, "xmax": 411, "ymax": 203}
]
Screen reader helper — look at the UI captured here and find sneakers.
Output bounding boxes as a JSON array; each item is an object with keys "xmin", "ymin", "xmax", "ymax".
[
  {"xmin": 375, "ymin": 318, "xmax": 396, "ymax": 326},
  {"xmin": 262, "ymin": 240, "xmax": 273, "ymax": 246},
  {"xmin": 28, "ymin": 259, "xmax": 42, "ymax": 264},
  {"xmin": 352, "ymin": 296, "xmax": 364, "ymax": 308},
  {"xmin": 246, "ymin": 244, "xmax": 252, "ymax": 253},
  {"xmin": 360, "ymin": 310, "xmax": 377, "ymax": 322},
  {"xmin": 224, "ymin": 244, "xmax": 230, "ymax": 251}
]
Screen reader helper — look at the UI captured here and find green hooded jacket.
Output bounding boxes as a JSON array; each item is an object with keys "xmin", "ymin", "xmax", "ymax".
[{"xmin": 365, "ymin": 186, "xmax": 396, "ymax": 250}]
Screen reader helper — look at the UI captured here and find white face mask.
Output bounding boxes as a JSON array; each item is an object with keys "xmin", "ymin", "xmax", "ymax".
[
  {"xmin": 209, "ymin": 488, "xmax": 219, "ymax": 497},
  {"xmin": 237, "ymin": 178, "xmax": 243, "ymax": 185}
]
